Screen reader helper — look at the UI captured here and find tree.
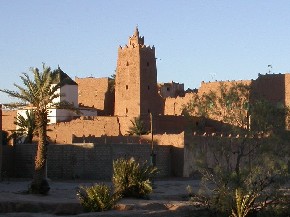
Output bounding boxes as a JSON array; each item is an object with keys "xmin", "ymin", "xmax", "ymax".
[
  {"xmin": 13, "ymin": 110, "xmax": 36, "ymax": 144},
  {"xmin": 127, "ymin": 116, "xmax": 148, "ymax": 136},
  {"xmin": 0, "ymin": 64, "xmax": 67, "ymax": 194},
  {"xmin": 184, "ymin": 82, "xmax": 290, "ymax": 216},
  {"xmin": 108, "ymin": 73, "xmax": 116, "ymax": 93}
]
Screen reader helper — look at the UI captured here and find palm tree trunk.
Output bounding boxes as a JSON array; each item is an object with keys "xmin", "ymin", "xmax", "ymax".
[{"xmin": 30, "ymin": 111, "xmax": 50, "ymax": 194}]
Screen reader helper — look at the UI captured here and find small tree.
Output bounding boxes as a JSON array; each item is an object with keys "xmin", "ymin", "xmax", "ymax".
[
  {"xmin": 77, "ymin": 184, "xmax": 121, "ymax": 212},
  {"xmin": 127, "ymin": 116, "xmax": 148, "ymax": 136},
  {"xmin": 108, "ymin": 73, "xmax": 116, "ymax": 93},
  {"xmin": 112, "ymin": 157, "xmax": 158, "ymax": 198},
  {"xmin": 13, "ymin": 110, "xmax": 36, "ymax": 144}
]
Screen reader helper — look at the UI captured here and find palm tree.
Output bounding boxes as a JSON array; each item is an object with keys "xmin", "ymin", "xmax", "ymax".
[
  {"xmin": 0, "ymin": 64, "xmax": 65, "ymax": 194},
  {"xmin": 13, "ymin": 110, "xmax": 36, "ymax": 144},
  {"xmin": 127, "ymin": 116, "xmax": 148, "ymax": 136}
]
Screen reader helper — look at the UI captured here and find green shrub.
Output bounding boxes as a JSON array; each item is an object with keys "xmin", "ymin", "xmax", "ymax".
[
  {"xmin": 112, "ymin": 157, "xmax": 158, "ymax": 198},
  {"xmin": 77, "ymin": 183, "xmax": 121, "ymax": 212}
]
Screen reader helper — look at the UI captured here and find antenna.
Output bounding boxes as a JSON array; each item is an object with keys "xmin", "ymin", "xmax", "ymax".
[{"xmin": 267, "ymin": 65, "xmax": 272, "ymax": 73}]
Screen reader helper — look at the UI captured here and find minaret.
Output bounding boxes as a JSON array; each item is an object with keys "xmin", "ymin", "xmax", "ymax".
[{"xmin": 114, "ymin": 27, "xmax": 161, "ymax": 117}]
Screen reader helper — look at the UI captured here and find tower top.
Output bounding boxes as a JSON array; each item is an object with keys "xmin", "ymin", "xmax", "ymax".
[
  {"xmin": 128, "ymin": 26, "xmax": 144, "ymax": 47},
  {"xmin": 134, "ymin": 26, "xmax": 139, "ymax": 37}
]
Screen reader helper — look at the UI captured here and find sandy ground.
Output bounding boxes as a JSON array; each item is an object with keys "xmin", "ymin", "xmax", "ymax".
[{"xmin": 0, "ymin": 178, "xmax": 202, "ymax": 217}]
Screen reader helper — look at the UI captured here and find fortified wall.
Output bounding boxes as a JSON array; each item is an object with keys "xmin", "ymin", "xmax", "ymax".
[
  {"xmin": 47, "ymin": 116, "xmax": 191, "ymax": 144},
  {"xmin": 2, "ymin": 143, "xmax": 173, "ymax": 179}
]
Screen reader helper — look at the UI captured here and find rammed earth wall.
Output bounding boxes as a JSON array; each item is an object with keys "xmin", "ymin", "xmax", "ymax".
[{"xmin": 2, "ymin": 143, "xmax": 173, "ymax": 180}]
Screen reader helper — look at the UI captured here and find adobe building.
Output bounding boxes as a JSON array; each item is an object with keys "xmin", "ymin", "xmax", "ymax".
[{"xmin": 115, "ymin": 27, "xmax": 163, "ymax": 117}]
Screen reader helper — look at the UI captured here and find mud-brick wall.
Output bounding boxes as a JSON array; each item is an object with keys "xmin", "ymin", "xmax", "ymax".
[{"xmin": 4, "ymin": 143, "xmax": 172, "ymax": 180}]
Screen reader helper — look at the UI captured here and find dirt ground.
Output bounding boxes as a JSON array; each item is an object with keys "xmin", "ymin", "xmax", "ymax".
[{"xmin": 0, "ymin": 178, "xmax": 204, "ymax": 217}]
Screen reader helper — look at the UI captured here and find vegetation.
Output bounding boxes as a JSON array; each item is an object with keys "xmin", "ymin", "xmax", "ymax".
[
  {"xmin": 127, "ymin": 116, "xmax": 148, "ymax": 135},
  {"xmin": 184, "ymin": 82, "xmax": 290, "ymax": 216},
  {"xmin": 0, "ymin": 130, "xmax": 8, "ymax": 145},
  {"xmin": 112, "ymin": 157, "xmax": 158, "ymax": 198},
  {"xmin": 0, "ymin": 64, "xmax": 70, "ymax": 194},
  {"xmin": 12, "ymin": 110, "xmax": 36, "ymax": 144},
  {"xmin": 77, "ymin": 157, "xmax": 158, "ymax": 212},
  {"xmin": 108, "ymin": 73, "xmax": 116, "ymax": 93},
  {"xmin": 77, "ymin": 184, "xmax": 121, "ymax": 212}
]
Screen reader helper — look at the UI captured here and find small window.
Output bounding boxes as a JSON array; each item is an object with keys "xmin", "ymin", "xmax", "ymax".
[
  {"xmin": 126, "ymin": 61, "xmax": 129, "ymax": 66},
  {"xmin": 126, "ymin": 108, "xmax": 128, "ymax": 114},
  {"xmin": 148, "ymin": 85, "xmax": 150, "ymax": 90},
  {"xmin": 147, "ymin": 62, "xmax": 150, "ymax": 67},
  {"xmin": 126, "ymin": 85, "xmax": 128, "ymax": 90},
  {"xmin": 167, "ymin": 87, "xmax": 170, "ymax": 91}
]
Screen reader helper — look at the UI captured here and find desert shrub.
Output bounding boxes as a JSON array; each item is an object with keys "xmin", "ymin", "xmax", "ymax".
[
  {"xmin": 77, "ymin": 183, "xmax": 121, "ymax": 212},
  {"xmin": 112, "ymin": 157, "xmax": 158, "ymax": 198},
  {"xmin": 189, "ymin": 137, "xmax": 289, "ymax": 217}
]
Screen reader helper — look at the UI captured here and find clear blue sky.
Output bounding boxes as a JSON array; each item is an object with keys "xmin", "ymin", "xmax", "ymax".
[{"xmin": 1, "ymin": 0, "xmax": 290, "ymax": 103}]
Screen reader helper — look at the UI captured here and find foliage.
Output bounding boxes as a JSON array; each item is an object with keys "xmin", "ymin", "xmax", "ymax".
[
  {"xmin": 250, "ymin": 99, "xmax": 290, "ymax": 134},
  {"xmin": 0, "ymin": 64, "xmax": 71, "ymax": 194},
  {"xmin": 0, "ymin": 130, "xmax": 8, "ymax": 145},
  {"xmin": 112, "ymin": 157, "xmax": 158, "ymax": 198},
  {"xmin": 13, "ymin": 110, "xmax": 36, "ymax": 144},
  {"xmin": 77, "ymin": 183, "xmax": 121, "ymax": 212},
  {"xmin": 190, "ymin": 137, "xmax": 289, "ymax": 217},
  {"xmin": 127, "ymin": 116, "xmax": 148, "ymax": 135},
  {"xmin": 108, "ymin": 73, "xmax": 116, "ymax": 93}
]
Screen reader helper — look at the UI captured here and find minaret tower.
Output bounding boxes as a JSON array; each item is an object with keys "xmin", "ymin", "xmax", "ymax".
[{"xmin": 114, "ymin": 27, "xmax": 160, "ymax": 117}]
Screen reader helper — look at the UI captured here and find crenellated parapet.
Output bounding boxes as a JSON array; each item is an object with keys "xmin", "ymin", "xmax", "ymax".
[{"xmin": 118, "ymin": 44, "xmax": 155, "ymax": 53}]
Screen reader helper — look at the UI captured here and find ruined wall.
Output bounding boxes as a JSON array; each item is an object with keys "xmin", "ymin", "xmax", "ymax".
[
  {"xmin": 3, "ymin": 143, "xmax": 172, "ymax": 179},
  {"xmin": 76, "ymin": 77, "xmax": 114, "ymax": 115}
]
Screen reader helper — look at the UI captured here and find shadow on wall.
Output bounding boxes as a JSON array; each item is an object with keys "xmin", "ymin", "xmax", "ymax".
[
  {"xmin": 72, "ymin": 134, "xmax": 152, "ymax": 144},
  {"xmin": 1, "ymin": 142, "xmax": 181, "ymax": 180}
]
